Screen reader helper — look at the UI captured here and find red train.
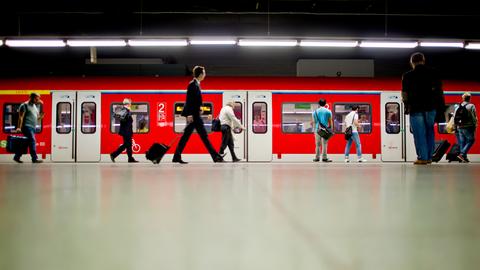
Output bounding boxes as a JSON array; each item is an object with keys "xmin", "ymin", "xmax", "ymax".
[{"xmin": 1, "ymin": 76, "xmax": 479, "ymax": 162}]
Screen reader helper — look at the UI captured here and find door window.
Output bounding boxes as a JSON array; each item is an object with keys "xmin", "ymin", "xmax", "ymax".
[
  {"xmin": 56, "ymin": 102, "xmax": 72, "ymax": 134},
  {"xmin": 385, "ymin": 103, "xmax": 401, "ymax": 134},
  {"xmin": 252, "ymin": 102, "xmax": 267, "ymax": 134},
  {"xmin": 81, "ymin": 102, "xmax": 96, "ymax": 134}
]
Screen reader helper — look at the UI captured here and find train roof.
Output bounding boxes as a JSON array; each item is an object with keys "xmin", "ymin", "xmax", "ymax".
[{"xmin": 1, "ymin": 76, "xmax": 480, "ymax": 92}]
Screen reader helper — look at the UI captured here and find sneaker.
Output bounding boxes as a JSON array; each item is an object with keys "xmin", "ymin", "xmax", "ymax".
[
  {"xmin": 322, "ymin": 158, "xmax": 333, "ymax": 163},
  {"xmin": 13, "ymin": 158, "xmax": 23, "ymax": 163},
  {"xmin": 358, "ymin": 158, "xmax": 367, "ymax": 163},
  {"xmin": 110, "ymin": 153, "xmax": 115, "ymax": 163},
  {"xmin": 457, "ymin": 155, "xmax": 468, "ymax": 163},
  {"xmin": 313, "ymin": 158, "xmax": 320, "ymax": 162},
  {"xmin": 32, "ymin": 160, "xmax": 43, "ymax": 164},
  {"xmin": 344, "ymin": 158, "xmax": 350, "ymax": 163}
]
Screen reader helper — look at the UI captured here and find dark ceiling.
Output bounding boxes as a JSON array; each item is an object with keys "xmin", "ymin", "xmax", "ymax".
[{"xmin": 1, "ymin": 1, "xmax": 480, "ymax": 79}]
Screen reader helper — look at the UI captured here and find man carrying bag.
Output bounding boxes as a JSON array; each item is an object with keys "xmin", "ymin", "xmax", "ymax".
[{"xmin": 312, "ymin": 99, "xmax": 333, "ymax": 162}]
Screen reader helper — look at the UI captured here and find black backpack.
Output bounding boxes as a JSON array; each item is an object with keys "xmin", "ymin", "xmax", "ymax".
[
  {"xmin": 115, "ymin": 108, "xmax": 129, "ymax": 122},
  {"xmin": 454, "ymin": 103, "xmax": 473, "ymax": 127}
]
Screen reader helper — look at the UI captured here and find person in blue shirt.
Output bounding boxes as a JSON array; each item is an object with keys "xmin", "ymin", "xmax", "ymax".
[{"xmin": 312, "ymin": 99, "xmax": 333, "ymax": 162}]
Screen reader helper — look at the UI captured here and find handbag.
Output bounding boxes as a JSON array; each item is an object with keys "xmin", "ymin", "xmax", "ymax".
[
  {"xmin": 211, "ymin": 118, "xmax": 221, "ymax": 132},
  {"xmin": 314, "ymin": 110, "xmax": 333, "ymax": 140},
  {"xmin": 344, "ymin": 112, "xmax": 356, "ymax": 140},
  {"xmin": 445, "ymin": 116, "xmax": 455, "ymax": 134}
]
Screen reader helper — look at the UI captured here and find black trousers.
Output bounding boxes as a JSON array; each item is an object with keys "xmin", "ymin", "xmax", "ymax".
[
  {"xmin": 173, "ymin": 117, "xmax": 219, "ymax": 161},
  {"xmin": 111, "ymin": 134, "xmax": 133, "ymax": 159},
  {"xmin": 219, "ymin": 125, "xmax": 238, "ymax": 160}
]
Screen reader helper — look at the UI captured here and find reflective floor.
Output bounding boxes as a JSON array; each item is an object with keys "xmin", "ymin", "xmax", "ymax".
[{"xmin": 1, "ymin": 162, "xmax": 480, "ymax": 270}]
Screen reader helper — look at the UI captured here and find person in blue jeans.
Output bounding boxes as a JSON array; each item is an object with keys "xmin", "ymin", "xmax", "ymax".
[
  {"xmin": 14, "ymin": 92, "xmax": 44, "ymax": 163},
  {"xmin": 402, "ymin": 52, "xmax": 445, "ymax": 165},
  {"xmin": 454, "ymin": 92, "xmax": 477, "ymax": 162},
  {"xmin": 344, "ymin": 105, "xmax": 367, "ymax": 163},
  {"xmin": 312, "ymin": 98, "xmax": 333, "ymax": 162}
]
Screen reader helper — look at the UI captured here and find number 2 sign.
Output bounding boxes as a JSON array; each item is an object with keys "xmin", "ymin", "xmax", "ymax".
[{"xmin": 157, "ymin": 102, "xmax": 167, "ymax": 127}]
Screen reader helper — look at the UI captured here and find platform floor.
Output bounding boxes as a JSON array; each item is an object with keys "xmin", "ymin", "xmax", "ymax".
[{"xmin": 1, "ymin": 162, "xmax": 479, "ymax": 270}]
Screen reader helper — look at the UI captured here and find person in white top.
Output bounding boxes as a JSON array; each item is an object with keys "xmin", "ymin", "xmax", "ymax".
[
  {"xmin": 344, "ymin": 105, "xmax": 367, "ymax": 162},
  {"xmin": 218, "ymin": 101, "xmax": 245, "ymax": 162}
]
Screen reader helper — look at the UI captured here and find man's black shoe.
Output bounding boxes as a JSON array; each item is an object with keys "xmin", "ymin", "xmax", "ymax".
[
  {"xmin": 322, "ymin": 158, "xmax": 333, "ymax": 163},
  {"xmin": 110, "ymin": 153, "xmax": 115, "ymax": 163},
  {"xmin": 13, "ymin": 158, "xmax": 23, "ymax": 163},
  {"xmin": 214, "ymin": 157, "xmax": 225, "ymax": 163},
  {"xmin": 232, "ymin": 158, "xmax": 241, "ymax": 162},
  {"xmin": 128, "ymin": 159, "xmax": 139, "ymax": 163},
  {"xmin": 172, "ymin": 159, "xmax": 188, "ymax": 164},
  {"xmin": 32, "ymin": 160, "xmax": 43, "ymax": 164}
]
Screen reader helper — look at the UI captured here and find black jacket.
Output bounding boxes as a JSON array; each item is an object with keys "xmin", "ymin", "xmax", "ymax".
[
  {"xmin": 402, "ymin": 65, "xmax": 446, "ymax": 121},
  {"xmin": 181, "ymin": 79, "xmax": 203, "ymax": 118},
  {"xmin": 119, "ymin": 108, "xmax": 133, "ymax": 137}
]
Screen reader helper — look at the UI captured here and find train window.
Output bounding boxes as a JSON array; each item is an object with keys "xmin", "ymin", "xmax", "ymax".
[
  {"xmin": 174, "ymin": 102, "xmax": 213, "ymax": 133},
  {"xmin": 3, "ymin": 103, "xmax": 43, "ymax": 134},
  {"xmin": 281, "ymin": 103, "xmax": 318, "ymax": 133},
  {"xmin": 56, "ymin": 102, "xmax": 72, "ymax": 134},
  {"xmin": 81, "ymin": 102, "xmax": 96, "ymax": 134},
  {"xmin": 333, "ymin": 103, "xmax": 372, "ymax": 134},
  {"xmin": 252, "ymin": 102, "xmax": 267, "ymax": 134},
  {"xmin": 438, "ymin": 103, "xmax": 457, "ymax": 134},
  {"xmin": 111, "ymin": 103, "xmax": 150, "ymax": 134},
  {"xmin": 385, "ymin": 103, "xmax": 401, "ymax": 134},
  {"xmin": 233, "ymin": 102, "xmax": 243, "ymax": 134}
]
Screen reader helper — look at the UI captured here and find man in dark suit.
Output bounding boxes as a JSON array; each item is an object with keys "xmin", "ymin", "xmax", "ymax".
[
  {"xmin": 172, "ymin": 66, "xmax": 224, "ymax": 164},
  {"xmin": 110, "ymin": 98, "xmax": 138, "ymax": 163}
]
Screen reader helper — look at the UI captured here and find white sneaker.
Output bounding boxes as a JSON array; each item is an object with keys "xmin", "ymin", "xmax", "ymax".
[
  {"xmin": 358, "ymin": 158, "xmax": 367, "ymax": 163},
  {"xmin": 344, "ymin": 158, "xmax": 350, "ymax": 163}
]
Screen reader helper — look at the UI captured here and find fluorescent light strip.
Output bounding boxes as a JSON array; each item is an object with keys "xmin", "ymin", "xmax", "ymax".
[
  {"xmin": 420, "ymin": 42, "xmax": 464, "ymax": 48},
  {"xmin": 128, "ymin": 39, "xmax": 188, "ymax": 46},
  {"xmin": 5, "ymin": 39, "xmax": 66, "ymax": 47},
  {"xmin": 300, "ymin": 40, "xmax": 358, "ymax": 47},
  {"xmin": 67, "ymin": 40, "xmax": 127, "ymax": 47},
  {"xmin": 238, "ymin": 39, "xmax": 298, "ymax": 47},
  {"xmin": 465, "ymin": 42, "xmax": 480, "ymax": 50},
  {"xmin": 190, "ymin": 40, "xmax": 237, "ymax": 45},
  {"xmin": 0, "ymin": 40, "xmax": 3, "ymax": 46},
  {"xmin": 360, "ymin": 41, "xmax": 418, "ymax": 48}
]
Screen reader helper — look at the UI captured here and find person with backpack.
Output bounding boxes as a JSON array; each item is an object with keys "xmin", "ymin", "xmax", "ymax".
[
  {"xmin": 110, "ymin": 98, "xmax": 138, "ymax": 163},
  {"xmin": 344, "ymin": 105, "xmax": 367, "ymax": 163},
  {"xmin": 402, "ymin": 52, "xmax": 445, "ymax": 165},
  {"xmin": 13, "ymin": 92, "xmax": 44, "ymax": 163},
  {"xmin": 312, "ymin": 98, "xmax": 333, "ymax": 162},
  {"xmin": 453, "ymin": 92, "xmax": 477, "ymax": 162}
]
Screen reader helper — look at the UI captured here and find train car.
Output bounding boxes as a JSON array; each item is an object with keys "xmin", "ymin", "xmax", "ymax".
[{"xmin": 1, "ymin": 76, "xmax": 479, "ymax": 163}]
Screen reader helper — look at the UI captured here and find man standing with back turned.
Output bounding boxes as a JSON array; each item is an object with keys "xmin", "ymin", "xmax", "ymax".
[
  {"xmin": 402, "ymin": 52, "xmax": 445, "ymax": 165},
  {"xmin": 172, "ymin": 66, "xmax": 224, "ymax": 164}
]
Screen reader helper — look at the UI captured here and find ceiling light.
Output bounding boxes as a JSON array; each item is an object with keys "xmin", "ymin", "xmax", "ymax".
[
  {"xmin": 5, "ymin": 39, "xmax": 66, "ymax": 47},
  {"xmin": 300, "ymin": 40, "xmax": 358, "ymax": 47},
  {"xmin": 190, "ymin": 40, "xmax": 237, "ymax": 45},
  {"xmin": 67, "ymin": 40, "xmax": 127, "ymax": 47},
  {"xmin": 238, "ymin": 39, "xmax": 298, "ymax": 47},
  {"xmin": 465, "ymin": 42, "xmax": 480, "ymax": 50},
  {"xmin": 359, "ymin": 41, "xmax": 418, "ymax": 48},
  {"xmin": 128, "ymin": 39, "xmax": 188, "ymax": 46},
  {"xmin": 419, "ymin": 42, "xmax": 464, "ymax": 48},
  {"xmin": 0, "ymin": 40, "xmax": 3, "ymax": 46}
]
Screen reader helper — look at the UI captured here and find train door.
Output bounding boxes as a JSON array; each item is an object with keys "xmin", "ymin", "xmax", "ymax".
[
  {"xmin": 76, "ymin": 91, "xmax": 101, "ymax": 162},
  {"xmin": 222, "ymin": 91, "xmax": 247, "ymax": 161},
  {"xmin": 247, "ymin": 91, "xmax": 272, "ymax": 162},
  {"xmin": 51, "ymin": 91, "xmax": 76, "ymax": 162},
  {"xmin": 381, "ymin": 92, "xmax": 404, "ymax": 161},
  {"xmin": 51, "ymin": 91, "xmax": 101, "ymax": 162}
]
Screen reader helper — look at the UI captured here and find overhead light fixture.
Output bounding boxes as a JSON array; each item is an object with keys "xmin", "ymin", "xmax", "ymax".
[
  {"xmin": 238, "ymin": 39, "xmax": 298, "ymax": 47},
  {"xmin": 419, "ymin": 42, "xmax": 464, "ymax": 48},
  {"xmin": 359, "ymin": 41, "xmax": 418, "ymax": 48},
  {"xmin": 300, "ymin": 40, "xmax": 358, "ymax": 47},
  {"xmin": 67, "ymin": 40, "xmax": 127, "ymax": 47},
  {"xmin": 190, "ymin": 39, "xmax": 237, "ymax": 45},
  {"xmin": 0, "ymin": 40, "xmax": 3, "ymax": 46},
  {"xmin": 465, "ymin": 42, "xmax": 480, "ymax": 50},
  {"xmin": 5, "ymin": 39, "xmax": 66, "ymax": 47},
  {"xmin": 128, "ymin": 39, "xmax": 188, "ymax": 46}
]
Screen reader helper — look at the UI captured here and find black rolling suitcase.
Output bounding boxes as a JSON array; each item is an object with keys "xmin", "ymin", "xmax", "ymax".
[
  {"xmin": 446, "ymin": 144, "xmax": 461, "ymax": 162},
  {"xmin": 432, "ymin": 140, "xmax": 451, "ymax": 162},
  {"xmin": 6, "ymin": 135, "xmax": 29, "ymax": 154},
  {"xmin": 145, "ymin": 135, "xmax": 181, "ymax": 164}
]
